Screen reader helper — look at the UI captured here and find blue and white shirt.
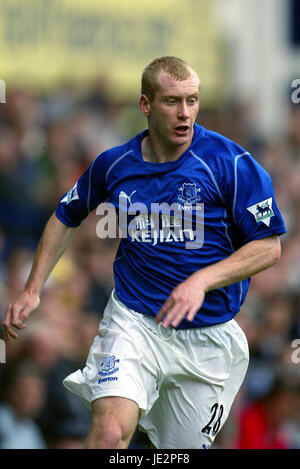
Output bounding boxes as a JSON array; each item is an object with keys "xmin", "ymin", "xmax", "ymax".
[{"xmin": 56, "ymin": 124, "xmax": 286, "ymax": 328}]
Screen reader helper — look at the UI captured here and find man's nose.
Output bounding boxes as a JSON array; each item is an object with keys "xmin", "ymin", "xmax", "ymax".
[{"xmin": 177, "ymin": 101, "xmax": 189, "ymax": 120}]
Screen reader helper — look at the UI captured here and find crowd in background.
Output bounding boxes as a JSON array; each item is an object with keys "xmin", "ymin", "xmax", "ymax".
[{"xmin": 0, "ymin": 81, "xmax": 299, "ymax": 449}]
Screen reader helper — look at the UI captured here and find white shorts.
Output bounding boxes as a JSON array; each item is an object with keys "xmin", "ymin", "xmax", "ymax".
[{"xmin": 63, "ymin": 290, "xmax": 249, "ymax": 449}]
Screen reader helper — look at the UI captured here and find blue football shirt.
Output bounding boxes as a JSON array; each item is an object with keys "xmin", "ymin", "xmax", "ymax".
[{"xmin": 55, "ymin": 124, "xmax": 286, "ymax": 328}]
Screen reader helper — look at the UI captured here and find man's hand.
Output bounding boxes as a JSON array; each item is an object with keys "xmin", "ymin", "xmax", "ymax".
[
  {"xmin": 1, "ymin": 214, "xmax": 77, "ymax": 341},
  {"xmin": 2, "ymin": 291, "xmax": 40, "ymax": 341},
  {"xmin": 155, "ymin": 273, "xmax": 206, "ymax": 329},
  {"xmin": 155, "ymin": 235, "xmax": 281, "ymax": 329}
]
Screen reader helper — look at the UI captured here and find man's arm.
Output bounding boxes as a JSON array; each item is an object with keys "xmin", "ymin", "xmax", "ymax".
[
  {"xmin": 2, "ymin": 213, "xmax": 77, "ymax": 340},
  {"xmin": 155, "ymin": 234, "xmax": 281, "ymax": 328}
]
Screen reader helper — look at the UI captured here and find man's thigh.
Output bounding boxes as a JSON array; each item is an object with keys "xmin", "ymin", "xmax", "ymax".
[
  {"xmin": 139, "ymin": 369, "xmax": 244, "ymax": 449},
  {"xmin": 63, "ymin": 292, "xmax": 160, "ymax": 413},
  {"xmin": 139, "ymin": 320, "xmax": 249, "ymax": 449}
]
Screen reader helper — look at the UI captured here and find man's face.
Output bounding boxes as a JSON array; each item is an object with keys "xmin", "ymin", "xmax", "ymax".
[{"xmin": 142, "ymin": 70, "xmax": 200, "ymax": 150}]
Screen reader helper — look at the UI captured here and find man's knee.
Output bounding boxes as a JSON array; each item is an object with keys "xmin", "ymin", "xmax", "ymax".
[
  {"xmin": 85, "ymin": 396, "xmax": 140, "ymax": 449},
  {"xmin": 89, "ymin": 416, "xmax": 124, "ymax": 448}
]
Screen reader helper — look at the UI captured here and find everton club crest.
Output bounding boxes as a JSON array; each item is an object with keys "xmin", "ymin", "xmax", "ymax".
[{"xmin": 178, "ymin": 183, "xmax": 201, "ymax": 204}]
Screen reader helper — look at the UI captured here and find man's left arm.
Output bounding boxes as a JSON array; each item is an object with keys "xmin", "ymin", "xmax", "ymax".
[{"xmin": 155, "ymin": 234, "xmax": 281, "ymax": 328}]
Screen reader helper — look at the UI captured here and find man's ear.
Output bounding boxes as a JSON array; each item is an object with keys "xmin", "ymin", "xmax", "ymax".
[{"xmin": 139, "ymin": 94, "xmax": 151, "ymax": 116}]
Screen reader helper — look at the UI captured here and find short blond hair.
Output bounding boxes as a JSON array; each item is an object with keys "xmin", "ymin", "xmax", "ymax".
[{"xmin": 141, "ymin": 56, "xmax": 198, "ymax": 102}]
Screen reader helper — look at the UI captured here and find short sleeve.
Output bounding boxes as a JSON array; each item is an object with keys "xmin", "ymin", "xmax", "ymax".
[
  {"xmin": 230, "ymin": 153, "xmax": 286, "ymax": 243},
  {"xmin": 55, "ymin": 154, "xmax": 108, "ymax": 227}
]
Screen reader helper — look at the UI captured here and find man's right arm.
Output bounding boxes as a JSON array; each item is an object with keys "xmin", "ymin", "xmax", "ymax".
[{"xmin": 2, "ymin": 213, "xmax": 77, "ymax": 341}]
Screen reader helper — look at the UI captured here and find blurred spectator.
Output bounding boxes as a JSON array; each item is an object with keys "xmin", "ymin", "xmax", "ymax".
[
  {"xmin": 236, "ymin": 377, "xmax": 300, "ymax": 449},
  {"xmin": 37, "ymin": 358, "xmax": 92, "ymax": 449},
  {"xmin": 0, "ymin": 363, "xmax": 46, "ymax": 449}
]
